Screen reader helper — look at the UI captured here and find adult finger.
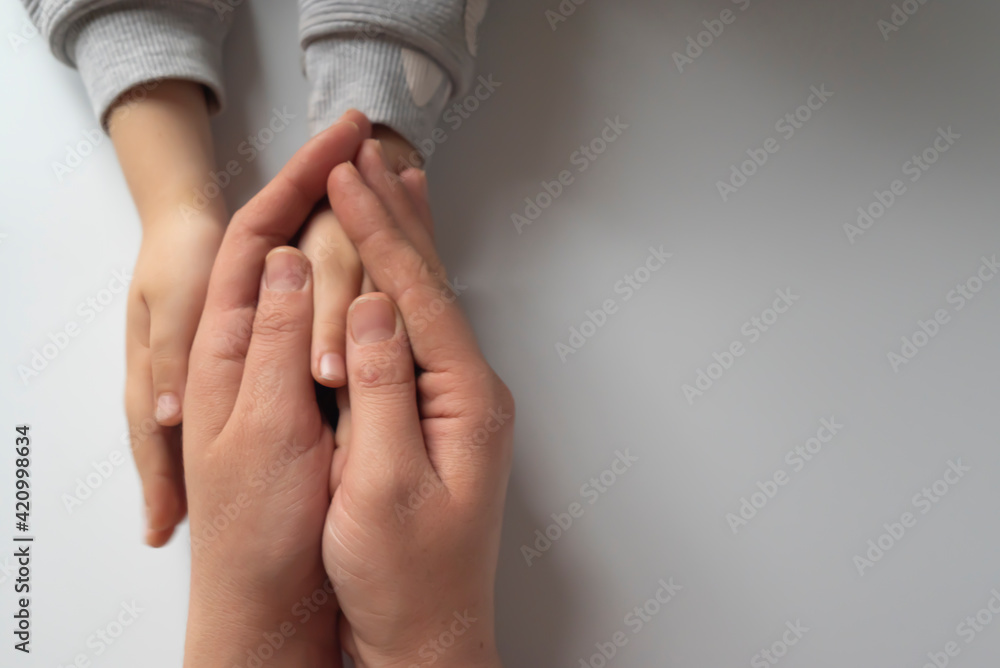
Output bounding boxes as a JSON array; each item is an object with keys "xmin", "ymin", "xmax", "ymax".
[
  {"xmin": 399, "ymin": 167, "xmax": 434, "ymax": 236},
  {"xmin": 355, "ymin": 140, "xmax": 439, "ymax": 267},
  {"xmin": 329, "ymin": 386, "xmax": 351, "ymax": 495},
  {"xmin": 233, "ymin": 248, "xmax": 317, "ymax": 434},
  {"xmin": 188, "ymin": 112, "xmax": 370, "ymax": 436},
  {"xmin": 327, "ymin": 163, "xmax": 482, "ymax": 375},
  {"xmin": 343, "ymin": 293, "xmax": 429, "ymax": 484}
]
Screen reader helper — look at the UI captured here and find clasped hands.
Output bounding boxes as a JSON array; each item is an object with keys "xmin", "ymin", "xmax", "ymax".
[{"xmin": 177, "ymin": 110, "xmax": 512, "ymax": 668}]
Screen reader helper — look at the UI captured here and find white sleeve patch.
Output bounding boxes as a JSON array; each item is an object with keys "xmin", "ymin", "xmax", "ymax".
[
  {"xmin": 465, "ymin": 0, "xmax": 488, "ymax": 56},
  {"xmin": 401, "ymin": 47, "xmax": 449, "ymax": 106}
]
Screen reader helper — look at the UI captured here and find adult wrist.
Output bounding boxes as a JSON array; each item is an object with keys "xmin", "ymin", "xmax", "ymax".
[
  {"xmin": 184, "ymin": 583, "xmax": 337, "ymax": 668},
  {"xmin": 374, "ymin": 648, "xmax": 503, "ymax": 668},
  {"xmin": 359, "ymin": 617, "xmax": 502, "ymax": 668}
]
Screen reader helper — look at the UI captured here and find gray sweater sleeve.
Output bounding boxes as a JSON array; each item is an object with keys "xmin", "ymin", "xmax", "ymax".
[
  {"xmin": 21, "ymin": 0, "xmax": 232, "ymax": 129},
  {"xmin": 299, "ymin": 0, "xmax": 489, "ymax": 159}
]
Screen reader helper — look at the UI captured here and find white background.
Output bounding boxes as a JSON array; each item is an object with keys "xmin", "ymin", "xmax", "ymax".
[{"xmin": 3, "ymin": 0, "xmax": 1000, "ymax": 666}]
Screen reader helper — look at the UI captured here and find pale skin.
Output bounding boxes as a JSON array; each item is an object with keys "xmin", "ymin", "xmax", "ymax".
[
  {"xmin": 110, "ymin": 79, "xmax": 423, "ymax": 546},
  {"xmin": 182, "ymin": 118, "xmax": 512, "ymax": 667}
]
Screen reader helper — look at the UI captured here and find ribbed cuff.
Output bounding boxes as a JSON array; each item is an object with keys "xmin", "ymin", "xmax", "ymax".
[
  {"xmin": 65, "ymin": 3, "xmax": 229, "ymax": 130},
  {"xmin": 304, "ymin": 35, "xmax": 452, "ymax": 161}
]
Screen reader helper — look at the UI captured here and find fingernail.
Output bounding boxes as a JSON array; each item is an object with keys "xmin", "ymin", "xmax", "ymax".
[
  {"xmin": 350, "ymin": 297, "xmax": 397, "ymax": 345},
  {"xmin": 155, "ymin": 393, "xmax": 180, "ymax": 423},
  {"xmin": 320, "ymin": 352, "xmax": 345, "ymax": 382},
  {"xmin": 143, "ymin": 503, "xmax": 153, "ymax": 543},
  {"xmin": 265, "ymin": 249, "xmax": 307, "ymax": 291},
  {"xmin": 342, "ymin": 161, "xmax": 361, "ymax": 179},
  {"xmin": 372, "ymin": 140, "xmax": 389, "ymax": 169},
  {"xmin": 413, "ymin": 168, "xmax": 430, "ymax": 198}
]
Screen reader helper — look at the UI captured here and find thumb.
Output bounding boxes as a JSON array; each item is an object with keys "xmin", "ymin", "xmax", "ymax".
[
  {"xmin": 344, "ymin": 294, "xmax": 427, "ymax": 482},
  {"xmin": 234, "ymin": 248, "xmax": 316, "ymax": 425}
]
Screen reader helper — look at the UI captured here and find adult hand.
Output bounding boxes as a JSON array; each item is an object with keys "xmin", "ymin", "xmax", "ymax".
[
  {"xmin": 180, "ymin": 114, "xmax": 369, "ymax": 667},
  {"xmin": 322, "ymin": 139, "xmax": 514, "ymax": 668},
  {"xmin": 296, "ymin": 125, "xmax": 428, "ymax": 387}
]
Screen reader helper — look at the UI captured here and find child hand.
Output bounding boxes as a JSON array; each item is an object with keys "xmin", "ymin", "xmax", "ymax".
[
  {"xmin": 108, "ymin": 79, "xmax": 229, "ymax": 547},
  {"xmin": 125, "ymin": 213, "xmax": 224, "ymax": 546}
]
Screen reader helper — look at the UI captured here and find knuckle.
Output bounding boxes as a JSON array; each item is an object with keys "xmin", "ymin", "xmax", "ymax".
[
  {"xmin": 352, "ymin": 355, "xmax": 408, "ymax": 391},
  {"xmin": 240, "ymin": 381, "xmax": 280, "ymax": 427},
  {"xmin": 369, "ymin": 229, "xmax": 439, "ymax": 288},
  {"xmin": 209, "ymin": 307, "xmax": 255, "ymax": 364},
  {"xmin": 149, "ymin": 346, "xmax": 180, "ymax": 375},
  {"xmin": 127, "ymin": 420, "xmax": 165, "ymax": 463},
  {"xmin": 254, "ymin": 300, "xmax": 305, "ymax": 338},
  {"xmin": 350, "ymin": 339, "xmax": 412, "ymax": 391},
  {"xmin": 314, "ymin": 244, "xmax": 361, "ymax": 277},
  {"xmin": 427, "ymin": 257, "xmax": 448, "ymax": 283},
  {"xmin": 494, "ymin": 378, "xmax": 516, "ymax": 421},
  {"xmin": 315, "ymin": 313, "xmax": 347, "ymax": 334}
]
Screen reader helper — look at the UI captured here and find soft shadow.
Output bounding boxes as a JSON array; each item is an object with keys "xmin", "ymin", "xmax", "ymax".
[
  {"xmin": 429, "ymin": 0, "xmax": 609, "ymax": 663},
  {"xmin": 209, "ymin": 4, "xmax": 268, "ymax": 213}
]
